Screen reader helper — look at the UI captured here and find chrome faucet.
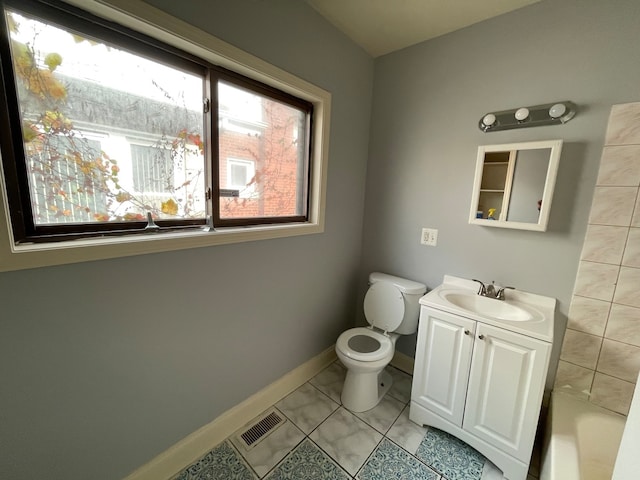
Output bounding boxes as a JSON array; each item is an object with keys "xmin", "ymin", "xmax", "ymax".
[
  {"xmin": 472, "ymin": 279, "xmax": 487, "ymax": 296},
  {"xmin": 472, "ymin": 279, "xmax": 515, "ymax": 300},
  {"xmin": 495, "ymin": 284, "xmax": 515, "ymax": 300}
]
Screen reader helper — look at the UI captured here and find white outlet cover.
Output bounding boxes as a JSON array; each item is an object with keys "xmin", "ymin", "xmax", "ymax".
[{"xmin": 421, "ymin": 228, "xmax": 438, "ymax": 246}]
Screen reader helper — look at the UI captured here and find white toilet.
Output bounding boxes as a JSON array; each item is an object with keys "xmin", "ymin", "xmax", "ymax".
[{"xmin": 335, "ymin": 272, "xmax": 426, "ymax": 412}]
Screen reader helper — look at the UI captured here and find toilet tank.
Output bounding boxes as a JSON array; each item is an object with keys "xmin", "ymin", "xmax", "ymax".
[{"xmin": 369, "ymin": 272, "xmax": 427, "ymax": 335}]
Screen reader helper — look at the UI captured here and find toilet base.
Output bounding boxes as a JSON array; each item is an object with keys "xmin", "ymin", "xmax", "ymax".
[{"xmin": 341, "ymin": 368, "xmax": 393, "ymax": 412}]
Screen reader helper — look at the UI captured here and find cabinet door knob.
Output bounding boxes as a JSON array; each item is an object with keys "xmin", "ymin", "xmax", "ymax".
[
  {"xmin": 478, "ymin": 334, "xmax": 485, "ymax": 340},
  {"xmin": 464, "ymin": 329, "xmax": 470, "ymax": 335}
]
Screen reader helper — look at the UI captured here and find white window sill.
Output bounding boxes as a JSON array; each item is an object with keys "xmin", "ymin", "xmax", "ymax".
[{"xmin": 0, "ymin": 221, "xmax": 323, "ymax": 272}]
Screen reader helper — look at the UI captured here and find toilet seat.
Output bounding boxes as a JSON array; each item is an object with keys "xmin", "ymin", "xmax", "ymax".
[
  {"xmin": 363, "ymin": 282, "xmax": 405, "ymax": 332},
  {"xmin": 336, "ymin": 327, "xmax": 393, "ymax": 362}
]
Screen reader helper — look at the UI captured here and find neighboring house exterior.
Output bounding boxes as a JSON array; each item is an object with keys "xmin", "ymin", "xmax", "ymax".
[{"xmin": 23, "ymin": 74, "xmax": 303, "ymax": 224}]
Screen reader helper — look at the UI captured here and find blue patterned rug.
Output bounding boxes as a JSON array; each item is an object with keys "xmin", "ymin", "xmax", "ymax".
[
  {"xmin": 357, "ymin": 438, "xmax": 440, "ymax": 480},
  {"xmin": 173, "ymin": 441, "xmax": 257, "ymax": 480},
  {"xmin": 416, "ymin": 428, "xmax": 486, "ymax": 480},
  {"xmin": 265, "ymin": 438, "xmax": 349, "ymax": 480}
]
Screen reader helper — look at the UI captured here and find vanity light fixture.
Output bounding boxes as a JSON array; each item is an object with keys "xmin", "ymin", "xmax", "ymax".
[
  {"xmin": 482, "ymin": 113, "xmax": 497, "ymax": 127},
  {"xmin": 479, "ymin": 101, "xmax": 576, "ymax": 132},
  {"xmin": 515, "ymin": 107, "xmax": 530, "ymax": 122},
  {"xmin": 548, "ymin": 103, "xmax": 567, "ymax": 118}
]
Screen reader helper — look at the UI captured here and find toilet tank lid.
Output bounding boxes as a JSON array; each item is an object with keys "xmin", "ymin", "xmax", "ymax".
[{"xmin": 369, "ymin": 272, "xmax": 426, "ymax": 295}]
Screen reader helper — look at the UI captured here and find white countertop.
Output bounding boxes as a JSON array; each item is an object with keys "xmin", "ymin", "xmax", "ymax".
[{"xmin": 419, "ymin": 275, "xmax": 555, "ymax": 342}]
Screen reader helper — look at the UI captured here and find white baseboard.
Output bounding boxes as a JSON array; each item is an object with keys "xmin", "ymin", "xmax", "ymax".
[
  {"xmin": 123, "ymin": 346, "xmax": 337, "ymax": 480},
  {"xmin": 390, "ymin": 350, "xmax": 415, "ymax": 375}
]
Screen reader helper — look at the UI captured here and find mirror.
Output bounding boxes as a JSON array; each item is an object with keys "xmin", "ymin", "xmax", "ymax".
[{"xmin": 469, "ymin": 140, "xmax": 563, "ymax": 231}]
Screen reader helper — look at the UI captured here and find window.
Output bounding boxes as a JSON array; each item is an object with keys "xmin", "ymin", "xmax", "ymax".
[
  {"xmin": 226, "ymin": 158, "xmax": 256, "ymax": 199},
  {"xmin": 130, "ymin": 144, "xmax": 175, "ymax": 195},
  {"xmin": 0, "ymin": 0, "xmax": 313, "ymax": 243},
  {"xmin": 216, "ymin": 80, "xmax": 309, "ymax": 225}
]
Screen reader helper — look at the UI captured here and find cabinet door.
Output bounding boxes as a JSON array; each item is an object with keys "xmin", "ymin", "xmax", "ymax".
[
  {"xmin": 412, "ymin": 307, "xmax": 476, "ymax": 426},
  {"xmin": 463, "ymin": 323, "xmax": 551, "ymax": 462}
]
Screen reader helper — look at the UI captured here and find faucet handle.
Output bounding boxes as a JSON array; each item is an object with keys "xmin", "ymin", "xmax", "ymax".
[
  {"xmin": 471, "ymin": 279, "xmax": 486, "ymax": 295},
  {"xmin": 496, "ymin": 286, "xmax": 515, "ymax": 300}
]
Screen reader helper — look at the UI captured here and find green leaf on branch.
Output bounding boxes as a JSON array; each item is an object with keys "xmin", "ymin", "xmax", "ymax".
[{"xmin": 44, "ymin": 52, "xmax": 63, "ymax": 71}]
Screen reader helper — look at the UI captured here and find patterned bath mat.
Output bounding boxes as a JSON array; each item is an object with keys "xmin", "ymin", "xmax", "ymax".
[
  {"xmin": 173, "ymin": 440, "xmax": 257, "ymax": 480},
  {"xmin": 357, "ymin": 438, "xmax": 440, "ymax": 480},
  {"xmin": 264, "ymin": 438, "xmax": 349, "ymax": 480},
  {"xmin": 415, "ymin": 428, "xmax": 485, "ymax": 480}
]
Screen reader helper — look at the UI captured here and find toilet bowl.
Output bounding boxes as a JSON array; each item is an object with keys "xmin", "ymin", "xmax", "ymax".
[{"xmin": 335, "ymin": 272, "xmax": 426, "ymax": 412}]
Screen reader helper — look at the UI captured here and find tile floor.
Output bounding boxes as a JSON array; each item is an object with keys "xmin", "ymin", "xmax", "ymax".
[{"xmin": 173, "ymin": 361, "xmax": 539, "ymax": 480}]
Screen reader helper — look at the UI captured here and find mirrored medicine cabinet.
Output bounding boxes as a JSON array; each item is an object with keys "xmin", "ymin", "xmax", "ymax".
[{"xmin": 469, "ymin": 139, "xmax": 563, "ymax": 231}]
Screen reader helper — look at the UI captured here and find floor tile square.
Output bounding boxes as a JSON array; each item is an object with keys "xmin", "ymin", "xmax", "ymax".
[
  {"xmin": 264, "ymin": 438, "xmax": 350, "ymax": 480},
  {"xmin": 387, "ymin": 366, "xmax": 412, "ymax": 404},
  {"xmin": 309, "ymin": 361, "xmax": 346, "ymax": 404},
  {"xmin": 357, "ymin": 438, "xmax": 441, "ymax": 479},
  {"xmin": 310, "ymin": 407, "xmax": 382, "ymax": 476},
  {"xmin": 172, "ymin": 440, "xmax": 257, "ymax": 480},
  {"xmin": 276, "ymin": 382, "xmax": 340, "ymax": 434},
  {"xmin": 354, "ymin": 393, "xmax": 404, "ymax": 434},
  {"xmin": 386, "ymin": 405, "xmax": 428, "ymax": 454},
  {"xmin": 230, "ymin": 410, "xmax": 306, "ymax": 478},
  {"xmin": 416, "ymin": 427, "xmax": 485, "ymax": 480}
]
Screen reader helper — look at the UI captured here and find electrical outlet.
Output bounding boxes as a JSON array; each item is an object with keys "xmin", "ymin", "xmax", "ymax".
[{"xmin": 421, "ymin": 228, "xmax": 438, "ymax": 246}]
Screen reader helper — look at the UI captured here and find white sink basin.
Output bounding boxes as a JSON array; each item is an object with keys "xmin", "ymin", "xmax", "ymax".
[
  {"xmin": 420, "ymin": 275, "xmax": 555, "ymax": 342},
  {"xmin": 439, "ymin": 290, "xmax": 543, "ymax": 322}
]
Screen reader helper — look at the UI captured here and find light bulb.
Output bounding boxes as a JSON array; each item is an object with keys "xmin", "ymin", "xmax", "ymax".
[
  {"xmin": 482, "ymin": 113, "xmax": 496, "ymax": 126},
  {"xmin": 515, "ymin": 108, "xmax": 529, "ymax": 121},
  {"xmin": 549, "ymin": 103, "xmax": 567, "ymax": 119}
]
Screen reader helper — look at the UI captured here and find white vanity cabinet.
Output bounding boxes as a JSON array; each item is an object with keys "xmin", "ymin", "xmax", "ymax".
[
  {"xmin": 410, "ymin": 305, "xmax": 552, "ymax": 480},
  {"xmin": 411, "ymin": 309, "xmax": 476, "ymax": 426}
]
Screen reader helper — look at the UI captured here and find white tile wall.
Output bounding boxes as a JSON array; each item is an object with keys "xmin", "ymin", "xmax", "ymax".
[
  {"xmin": 605, "ymin": 304, "xmax": 640, "ymax": 346},
  {"xmin": 573, "ymin": 261, "xmax": 619, "ymax": 302},
  {"xmin": 622, "ymin": 228, "xmax": 640, "ymax": 267},
  {"xmin": 614, "ymin": 267, "xmax": 640, "ymax": 308},
  {"xmin": 559, "ymin": 329, "xmax": 602, "ymax": 369},
  {"xmin": 567, "ymin": 295, "xmax": 611, "ymax": 336},
  {"xmin": 605, "ymin": 103, "xmax": 640, "ymax": 145},
  {"xmin": 597, "ymin": 146, "xmax": 640, "ymax": 186},
  {"xmin": 581, "ymin": 225, "xmax": 628, "ymax": 264},
  {"xmin": 632, "ymin": 194, "xmax": 640, "ymax": 226},
  {"xmin": 557, "ymin": 101, "xmax": 640, "ymax": 416},
  {"xmin": 597, "ymin": 339, "xmax": 640, "ymax": 382},
  {"xmin": 588, "ymin": 186, "xmax": 637, "ymax": 226},
  {"xmin": 591, "ymin": 373, "xmax": 636, "ymax": 415}
]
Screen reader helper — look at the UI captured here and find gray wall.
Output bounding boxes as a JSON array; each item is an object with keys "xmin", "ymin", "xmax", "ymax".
[
  {"xmin": 360, "ymin": 0, "xmax": 640, "ymax": 388},
  {"xmin": 0, "ymin": 2, "xmax": 373, "ymax": 479}
]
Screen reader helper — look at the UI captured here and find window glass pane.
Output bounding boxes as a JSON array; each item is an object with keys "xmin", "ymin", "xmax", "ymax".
[
  {"xmin": 6, "ymin": 8, "xmax": 205, "ymax": 225},
  {"xmin": 27, "ymin": 135, "xmax": 106, "ymax": 223},
  {"xmin": 218, "ymin": 81, "xmax": 307, "ymax": 220}
]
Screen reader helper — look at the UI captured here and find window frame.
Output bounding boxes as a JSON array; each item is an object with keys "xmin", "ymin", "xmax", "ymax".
[{"xmin": 0, "ymin": 0, "xmax": 330, "ymax": 272}]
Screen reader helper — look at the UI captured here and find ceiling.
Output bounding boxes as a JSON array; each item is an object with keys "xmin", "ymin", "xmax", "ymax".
[{"xmin": 306, "ymin": 0, "xmax": 542, "ymax": 57}]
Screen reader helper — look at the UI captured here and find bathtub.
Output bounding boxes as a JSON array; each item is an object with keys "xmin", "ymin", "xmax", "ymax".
[{"xmin": 541, "ymin": 390, "xmax": 626, "ymax": 480}]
